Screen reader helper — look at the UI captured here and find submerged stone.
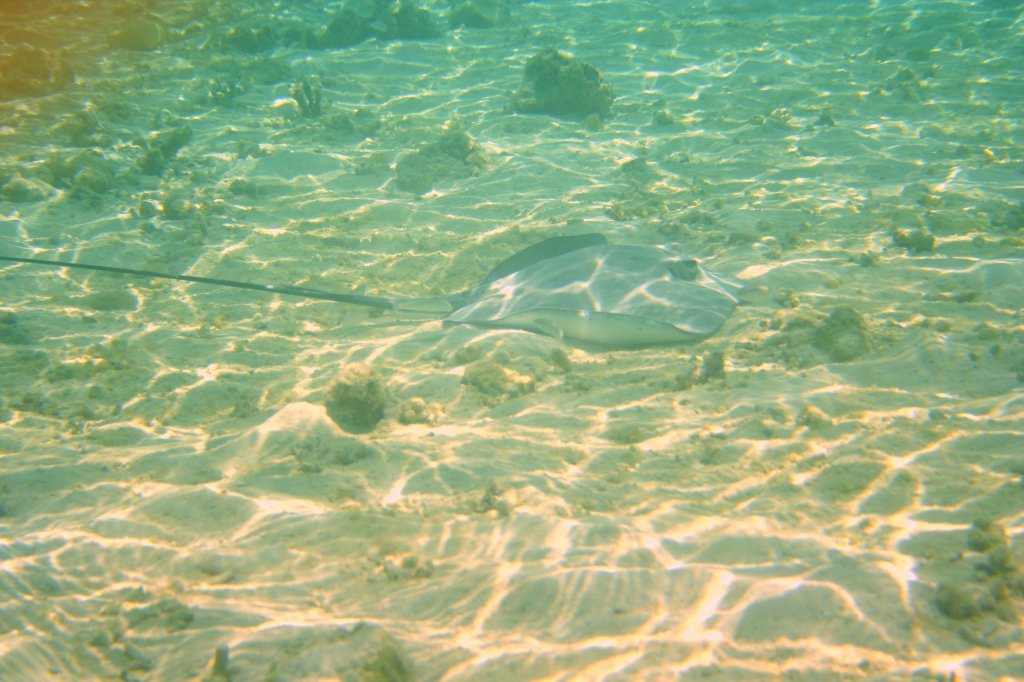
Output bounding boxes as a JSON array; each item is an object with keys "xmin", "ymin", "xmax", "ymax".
[
  {"xmin": 510, "ymin": 48, "xmax": 615, "ymax": 121},
  {"xmin": 812, "ymin": 305, "xmax": 870, "ymax": 362},
  {"xmin": 394, "ymin": 1, "xmax": 442, "ymax": 39},
  {"xmin": 325, "ymin": 362, "xmax": 388, "ymax": 433},
  {"xmin": 893, "ymin": 226, "xmax": 936, "ymax": 253},
  {"xmin": 315, "ymin": 8, "xmax": 367, "ymax": 48},
  {"xmin": 450, "ymin": 0, "xmax": 509, "ymax": 28},
  {"xmin": 314, "ymin": 1, "xmax": 442, "ymax": 48}
]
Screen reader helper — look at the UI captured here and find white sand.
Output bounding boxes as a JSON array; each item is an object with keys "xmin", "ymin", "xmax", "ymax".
[{"xmin": 1, "ymin": 0, "xmax": 1022, "ymax": 679}]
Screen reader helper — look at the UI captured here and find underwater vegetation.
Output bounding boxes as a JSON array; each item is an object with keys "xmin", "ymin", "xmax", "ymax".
[{"xmin": 289, "ymin": 76, "xmax": 323, "ymax": 118}]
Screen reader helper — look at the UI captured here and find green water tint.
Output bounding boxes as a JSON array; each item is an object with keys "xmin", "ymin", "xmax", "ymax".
[
  {"xmin": 2, "ymin": 233, "xmax": 742, "ymax": 349},
  {"xmin": 1, "ymin": 0, "xmax": 1022, "ymax": 679}
]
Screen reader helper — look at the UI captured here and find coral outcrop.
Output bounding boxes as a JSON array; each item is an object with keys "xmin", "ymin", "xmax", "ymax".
[{"xmin": 510, "ymin": 49, "xmax": 614, "ymax": 121}]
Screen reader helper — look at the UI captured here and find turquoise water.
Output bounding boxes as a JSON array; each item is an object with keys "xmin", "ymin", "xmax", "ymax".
[{"xmin": 1, "ymin": 1, "xmax": 1023, "ymax": 679}]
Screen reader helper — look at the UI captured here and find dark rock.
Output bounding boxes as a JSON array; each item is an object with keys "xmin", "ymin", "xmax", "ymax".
[
  {"xmin": 698, "ymin": 350, "xmax": 726, "ymax": 382},
  {"xmin": 325, "ymin": 363, "xmax": 388, "ymax": 433},
  {"xmin": 152, "ymin": 125, "xmax": 192, "ymax": 160},
  {"xmin": 893, "ymin": 226, "xmax": 935, "ymax": 253},
  {"xmin": 450, "ymin": 0, "xmax": 509, "ymax": 28},
  {"xmin": 651, "ymin": 108, "xmax": 677, "ymax": 127},
  {"xmin": 812, "ymin": 305, "xmax": 870, "ymax": 362},
  {"xmin": 315, "ymin": 1, "xmax": 442, "ymax": 48},
  {"xmin": 394, "ymin": 1, "xmax": 442, "ymax": 39},
  {"xmin": 139, "ymin": 125, "xmax": 192, "ymax": 175},
  {"xmin": 315, "ymin": 7, "xmax": 367, "ymax": 48},
  {"xmin": 0, "ymin": 311, "xmax": 32, "ymax": 344},
  {"xmin": 511, "ymin": 48, "xmax": 615, "ymax": 121}
]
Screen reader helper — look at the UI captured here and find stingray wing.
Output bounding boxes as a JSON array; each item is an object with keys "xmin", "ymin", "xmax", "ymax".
[
  {"xmin": 445, "ymin": 243, "xmax": 741, "ymax": 348},
  {"xmin": 446, "ymin": 234, "xmax": 608, "ymax": 310},
  {"xmin": 476, "ymin": 233, "xmax": 607, "ymax": 286}
]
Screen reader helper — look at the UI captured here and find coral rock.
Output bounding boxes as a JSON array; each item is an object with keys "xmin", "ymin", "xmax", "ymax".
[
  {"xmin": 511, "ymin": 48, "xmax": 614, "ymax": 121},
  {"xmin": 325, "ymin": 363, "xmax": 388, "ymax": 433}
]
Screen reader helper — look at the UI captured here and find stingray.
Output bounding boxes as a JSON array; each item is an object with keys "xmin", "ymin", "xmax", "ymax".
[{"xmin": 0, "ymin": 233, "xmax": 742, "ymax": 349}]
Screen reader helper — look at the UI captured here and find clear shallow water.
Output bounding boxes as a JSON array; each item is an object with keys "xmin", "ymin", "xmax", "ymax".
[{"xmin": 1, "ymin": 1, "xmax": 1022, "ymax": 679}]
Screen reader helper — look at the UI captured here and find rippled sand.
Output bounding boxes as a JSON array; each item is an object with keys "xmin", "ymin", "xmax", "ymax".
[{"xmin": 1, "ymin": 1, "xmax": 1022, "ymax": 679}]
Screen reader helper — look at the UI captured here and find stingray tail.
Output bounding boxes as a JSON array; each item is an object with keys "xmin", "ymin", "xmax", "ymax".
[
  {"xmin": 0, "ymin": 254, "xmax": 440, "ymax": 313},
  {"xmin": 388, "ymin": 296, "xmax": 453, "ymax": 315}
]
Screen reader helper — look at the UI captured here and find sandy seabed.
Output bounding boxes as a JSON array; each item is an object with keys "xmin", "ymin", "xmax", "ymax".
[{"xmin": 1, "ymin": 0, "xmax": 1023, "ymax": 680}]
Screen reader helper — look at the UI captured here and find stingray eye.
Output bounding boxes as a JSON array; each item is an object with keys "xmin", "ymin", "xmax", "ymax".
[{"xmin": 667, "ymin": 258, "xmax": 699, "ymax": 281}]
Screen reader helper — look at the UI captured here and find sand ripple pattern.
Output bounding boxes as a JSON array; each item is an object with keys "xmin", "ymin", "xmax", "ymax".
[{"xmin": 1, "ymin": 0, "xmax": 1022, "ymax": 679}]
